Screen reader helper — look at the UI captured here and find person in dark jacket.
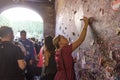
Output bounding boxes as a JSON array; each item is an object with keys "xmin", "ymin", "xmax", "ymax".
[{"xmin": 0, "ymin": 26, "xmax": 26, "ymax": 80}]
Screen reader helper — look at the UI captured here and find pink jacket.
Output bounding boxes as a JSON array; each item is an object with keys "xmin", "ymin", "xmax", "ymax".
[{"xmin": 37, "ymin": 47, "xmax": 43, "ymax": 67}]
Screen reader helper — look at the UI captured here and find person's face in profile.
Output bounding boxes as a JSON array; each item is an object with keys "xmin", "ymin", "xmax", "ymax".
[
  {"xmin": 59, "ymin": 35, "xmax": 69, "ymax": 45},
  {"xmin": 20, "ymin": 33, "xmax": 26, "ymax": 40}
]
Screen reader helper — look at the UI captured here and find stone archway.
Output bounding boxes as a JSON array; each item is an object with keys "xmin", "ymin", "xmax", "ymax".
[
  {"xmin": 1, "ymin": 7, "xmax": 44, "ymax": 40},
  {"xmin": 0, "ymin": 0, "xmax": 56, "ymax": 37}
]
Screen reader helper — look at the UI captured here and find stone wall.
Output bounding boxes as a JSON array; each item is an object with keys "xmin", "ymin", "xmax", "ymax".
[{"xmin": 55, "ymin": 0, "xmax": 120, "ymax": 79}]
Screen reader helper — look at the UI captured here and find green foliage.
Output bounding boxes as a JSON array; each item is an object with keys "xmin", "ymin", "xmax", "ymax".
[
  {"xmin": 0, "ymin": 15, "xmax": 10, "ymax": 26},
  {"xmin": 11, "ymin": 20, "xmax": 43, "ymax": 39},
  {"xmin": 0, "ymin": 15, "xmax": 43, "ymax": 40}
]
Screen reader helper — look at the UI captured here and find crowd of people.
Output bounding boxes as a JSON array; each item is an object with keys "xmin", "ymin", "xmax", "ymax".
[{"xmin": 0, "ymin": 17, "xmax": 89, "ymax": 80}]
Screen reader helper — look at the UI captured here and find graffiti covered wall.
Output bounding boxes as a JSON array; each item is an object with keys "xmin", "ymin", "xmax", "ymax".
[{"xmin": 55, "ymin": 0, "xmax": 120, "ymax": 79}]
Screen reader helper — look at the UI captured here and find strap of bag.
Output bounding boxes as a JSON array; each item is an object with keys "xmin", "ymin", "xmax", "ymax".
[{"xmin": 60, "ymin": 50, "xmax": 68, "ymax": 80}]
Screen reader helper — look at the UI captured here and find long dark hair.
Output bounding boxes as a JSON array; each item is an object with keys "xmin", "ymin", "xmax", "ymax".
[{"xmin": 45, "ymin": 35, "xmax": 55, "ymax": 54}]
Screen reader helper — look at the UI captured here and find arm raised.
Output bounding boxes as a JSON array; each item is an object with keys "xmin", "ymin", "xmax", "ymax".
[{"xmin": 72, "ymin": 17, "xmax": 89, "ymax": 51}]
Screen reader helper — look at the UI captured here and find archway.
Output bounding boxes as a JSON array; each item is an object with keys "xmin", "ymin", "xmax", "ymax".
[{"xmin": 0, "ymin": 7, "xmax": 43, "ymax": 40}]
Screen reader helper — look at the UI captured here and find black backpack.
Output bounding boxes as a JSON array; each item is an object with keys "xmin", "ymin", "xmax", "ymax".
[{"xmin": 45, "ymin": 52, "xmax": 57, "ymax": 75}]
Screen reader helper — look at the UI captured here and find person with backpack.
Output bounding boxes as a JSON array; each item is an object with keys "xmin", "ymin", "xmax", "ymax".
[{"xmin": 40, "ymin": 35, "xmax": 57, "ymax": 80}]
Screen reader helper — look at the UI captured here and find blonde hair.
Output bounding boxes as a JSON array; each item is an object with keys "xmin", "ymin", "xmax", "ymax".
[{"xmin": 53, "ymin": 35, "xmax": 61, "ymax": 49}]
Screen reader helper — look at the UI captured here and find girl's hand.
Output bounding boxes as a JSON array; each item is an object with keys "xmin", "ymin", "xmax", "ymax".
[{"xmin": 83, "ymin": 17, "xmax": 89, "ymax": 25}]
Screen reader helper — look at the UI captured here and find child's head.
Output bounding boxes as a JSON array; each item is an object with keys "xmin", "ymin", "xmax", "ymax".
[{"xmin": 53, "ymin": 35, "xmax": 69, "ymax": 49}]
